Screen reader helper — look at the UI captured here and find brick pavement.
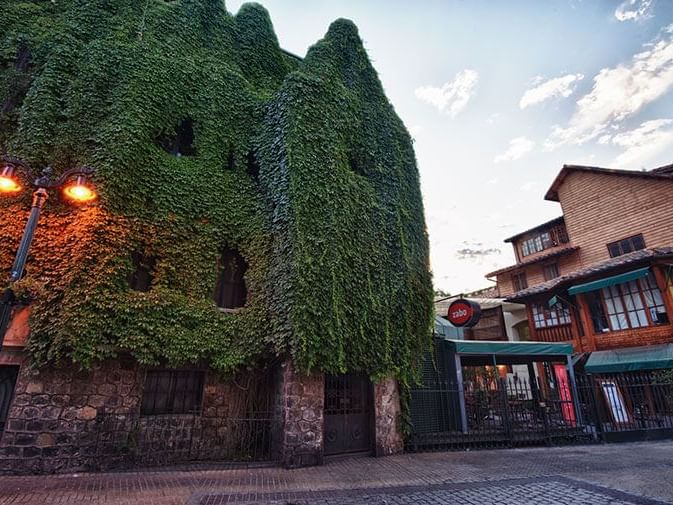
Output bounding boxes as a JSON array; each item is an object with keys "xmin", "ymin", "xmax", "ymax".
[
  {"xmin": 1, "ymin": 442, "xmax": 672, "ymax": 505},
  {"xmin": 190, "ymin": 478, "xmax": 671, "ymax": 505}
]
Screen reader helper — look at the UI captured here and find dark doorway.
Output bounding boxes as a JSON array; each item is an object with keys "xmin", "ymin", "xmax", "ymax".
[
  {"xmin": 323, "ymin": 373, "xmax": 373, "ymax": 456},
  {"xmin": 0, "ymin": 366, "xmax": 19, "ymax": 433}
]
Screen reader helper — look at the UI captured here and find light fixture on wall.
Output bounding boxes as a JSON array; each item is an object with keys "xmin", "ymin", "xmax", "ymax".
[{"xmin": 0, "ymin": 155, "xmax": 98, "ymax": 348}]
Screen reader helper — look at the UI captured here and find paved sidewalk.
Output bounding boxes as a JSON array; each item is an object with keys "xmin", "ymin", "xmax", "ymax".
[{"xmin": 1, "ymin": 442, "xmax": 672, "ymax": 504}]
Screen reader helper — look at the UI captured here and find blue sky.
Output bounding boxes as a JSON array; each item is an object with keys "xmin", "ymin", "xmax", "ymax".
[{"xmin": 228, "ymin": 0, "xmax": 673, "ymax": 294}]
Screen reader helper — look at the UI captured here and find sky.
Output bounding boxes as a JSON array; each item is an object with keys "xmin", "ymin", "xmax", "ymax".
[{"xmin": 227, "ymin": 0, "xmax": 673, "ymax": 294}]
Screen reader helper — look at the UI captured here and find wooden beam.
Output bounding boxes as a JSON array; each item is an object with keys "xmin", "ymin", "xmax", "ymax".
[{"xmin": 525, "ymin": 303, "xmax": 538, "ymax": 341}]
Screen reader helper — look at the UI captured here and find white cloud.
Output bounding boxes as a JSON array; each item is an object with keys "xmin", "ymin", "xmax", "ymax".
[
  {"xmin": 520, "ymin": 181, "xmax": 537, "ymax": 192},
  {"xmin": 415, "ymin": 69, "xmax": 479, "ymax": 117},
  {"xmin": 545, "ymin": 26, "xmax": 673, "ymax": 149},
  {"xmin": 615, "ymin": 0, "xmax": 653, "ymax": 22},
  {"xmin": 611, "ymin": 119, "xmax": 673, "ymax": 168},
  {"xmin": 494, "ymin": 136, "xmax": 535, "ymax": 163},
  {"xmin": 519, "ymin": 73, "xmax": 584, "ymax": 109},
  {"xmin": 597, "ymin": 134, "xmax": 612, "ymax": 145}
]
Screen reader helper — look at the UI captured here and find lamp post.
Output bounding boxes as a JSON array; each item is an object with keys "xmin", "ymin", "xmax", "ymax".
[{"xmin": 0, "ymin": 155, "xmax": 97, "ymax": 349}]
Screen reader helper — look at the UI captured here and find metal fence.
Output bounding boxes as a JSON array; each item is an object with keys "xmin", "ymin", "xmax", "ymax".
[
  {"xmin": 408, "ymin": 375, "xmax": 588, "ymax": 451},
  {"xmin": 407, "ymin": 370, "xmax": 673, "ymax": 452},
  {"xmin": 575, "ymin": 372, "xmax": 673, "ymax": 442}
]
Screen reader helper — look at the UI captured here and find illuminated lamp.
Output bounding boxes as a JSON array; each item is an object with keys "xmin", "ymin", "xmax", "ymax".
[
  {"xmin": 63, "ymin": 175, "xmax": 96, "ymax": 203},
  {"xmin": 0, "ymin": 165, "xmax": 21, "ymax": 194}
]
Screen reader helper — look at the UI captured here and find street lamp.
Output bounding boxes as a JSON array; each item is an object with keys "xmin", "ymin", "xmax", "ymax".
[{"xmin": 0, "ymin": 155, "xmax": 97, "ymax": 348}]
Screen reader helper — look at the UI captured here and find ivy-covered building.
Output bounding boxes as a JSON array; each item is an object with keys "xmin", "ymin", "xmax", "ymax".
[{"xmin": 0, "ymin": 1, "xmax": 432, "ymax": 473}]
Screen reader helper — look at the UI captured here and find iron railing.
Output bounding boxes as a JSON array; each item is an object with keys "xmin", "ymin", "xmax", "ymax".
[
  {"xmin": 575, "ymin": 372, "xmax": 673, "ymax": 442},
  {"xmin": 408, "ymin": 371, "xmax": 673, "ymax": 452},
  {"xmin": 408, "ymin": 375, "xmax": 587, "ymax": 451}
]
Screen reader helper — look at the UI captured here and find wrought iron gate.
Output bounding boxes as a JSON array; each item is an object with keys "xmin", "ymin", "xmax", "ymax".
[
  {"xmin": 0, "ymin": 366, "xmax": 19, "ymax": 433},
  {"xmin": 324, "ymin": 374, "xmax": 373, "ymax": 456}
]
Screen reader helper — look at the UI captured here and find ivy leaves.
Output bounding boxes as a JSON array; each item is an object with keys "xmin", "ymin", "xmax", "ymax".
[{"xmin": 0, "ymin": 2, "xmax": 432, "ymax": 386}]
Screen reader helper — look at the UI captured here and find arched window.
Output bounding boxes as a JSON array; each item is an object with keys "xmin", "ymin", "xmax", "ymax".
[
  {"xmin": 214, "ymin": 248, "xmax": 247, "ymax": 309},
  {"xmin": 155, "ymin": 117, "xmax": 196, "ymax": 157}
]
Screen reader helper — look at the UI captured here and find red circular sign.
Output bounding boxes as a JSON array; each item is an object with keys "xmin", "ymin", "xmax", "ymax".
[{"xmin": 447, "ymin": 299, "xmax": 481, "ymax": 327}]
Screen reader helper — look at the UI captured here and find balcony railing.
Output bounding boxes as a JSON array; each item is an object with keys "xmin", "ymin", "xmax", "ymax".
[{"xmin": 536, "ymin": 323, "xmax": 573, "ymax": 343}]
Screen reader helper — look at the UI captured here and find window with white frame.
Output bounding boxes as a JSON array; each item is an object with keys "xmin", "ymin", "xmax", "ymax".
[
  {"xmin": 531, "ymin": 302, "xmax": 571, "ymax": 329},
  {"xmin": 586, "ymin": 271, "xmax": 669, "ymax": 332}
]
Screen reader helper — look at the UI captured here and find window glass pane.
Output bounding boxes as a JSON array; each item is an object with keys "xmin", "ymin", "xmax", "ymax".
[
  {"xmin": 534, "ymin": 236, "xmax": 543, "ymax": 252},
  {"xmin": 621, "ymin": 239, "xmax": 633, "ymax": 254},
  {"xmin": 602, "ymin": 286, "xmax": 629, "ymax": 330},
  {"xmin": 559, "ymin": 306, "xmax": 571, "ymax": 324},
  {"xmin": 632, "ymin": 235, "xmax": 645, "ymax": 250},
  {"xmin": 546, "ymin": 308, "xmax": 559, "ymax": 326},
  {"xmin": 622, "ymin": 281, "xmax": 648, "ymax": 327},
  {"xmin": 541, "ymin": 232, "xmax": 552, "ymax": 248},
  {"xmin": 640, "ymin": 272, "xmax": 669, "ymax": 325},
  {"xmin": 141, "ymin": 370, "xmax": 204, "ymax": 415},
  {"xmin": 607, "ymin": 234, "xmax": 646, "ymax": 258},
  {"xmin": 532, "ymin": 304, "xmax": 546, "ymax": 328}
]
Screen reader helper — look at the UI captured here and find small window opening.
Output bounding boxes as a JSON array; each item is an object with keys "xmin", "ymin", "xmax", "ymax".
[
  {"xmin": 141, "ymin": 370, "xmax": 204, "ymax": 416},
  {"xmin": 226, "ymin": 146, "xmax": 236, "ymax": 171},
  {"xmin": 512, "ymin": 271, "xmax": 528, "ymax": 292},
  {"xmin": 155, "ymin": 118, "xmax": 196, "ymax": 157},
  {"xmin": 246, "ymin": 149, "xmax": 260, "ymax": 181},
  {"xmin": 2, "ymin": 44, "xmax": 32, "ymax": 115},
  {"xmin": 607, "ymin": 234, "xmax": 646, "ymax": 258},
  {"xmin": 214, "ymin": 248, "xmax": 248, "ymax": 309},
  {"xmin": 128, "ymin": 252, "xmax": 156, "ymax": 292},
  {"xmin": 348, "ymin": 154, "xmax": 365, "ymax": 176}
]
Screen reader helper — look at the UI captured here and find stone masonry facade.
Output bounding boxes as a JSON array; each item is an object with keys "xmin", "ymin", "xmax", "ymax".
[
  {"xmin": 274, "ymin": 359, "xmax": 325, "ymax": 468},
  {"xmin": 0, "ymin": 358, "xmax": 143, "ymax": 474},
  {"xmin": 373, "ymin": 378, "xmax": 404, "ymax": 457},
  {"xmin": 0, "ymin": 355, "xmax": 405, "ymax": 474}
]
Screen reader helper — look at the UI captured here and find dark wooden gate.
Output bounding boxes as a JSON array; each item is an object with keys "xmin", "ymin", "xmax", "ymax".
[
  {"xmin": 0, "ymin": 366, "xmax": 19, "ymax": 433},
  {"xmin": 324, "ymin": 374, "xmax": 373, "ymax": 456}
]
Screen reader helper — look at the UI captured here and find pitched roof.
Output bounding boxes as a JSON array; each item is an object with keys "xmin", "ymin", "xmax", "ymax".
[
  {"xmin": 485, "ymin": 246, "xmax": 579, "ymax": 278},
  {"xmin": 545, "ymin": 164, "xmax": 673, "ymax": 201},
  {"xmin": 505, "ymin": 247, "xmax": 673, "ymax": 302},
  {"xmin": 503, "ymin": 216, "xmax": 564, "ymax": 243},
  {"xmin": 651, "ymin": 163, "xmax": 673, "ymax": 175}
]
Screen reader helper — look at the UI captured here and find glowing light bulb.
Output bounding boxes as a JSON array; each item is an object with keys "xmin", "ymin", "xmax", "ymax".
[
  {"xmin": 63, "ymin": 176, "xmax": 96, "ymax": 203},
  {"xmin": 0, "ymin": 166, "xmax": 21, "ymax": 194}
]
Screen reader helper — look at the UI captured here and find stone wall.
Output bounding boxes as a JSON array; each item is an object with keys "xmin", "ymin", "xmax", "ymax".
[
  {"xmin": 1, "ymin": 355, "xmax": 404, "ymax": 474},
  {"xmin": 274, "ymin": 359, "xmax": 324, "ymax": 468},
  {"xmin": 373, "ymin": 378, "xmax": 403, "ymax": 456},
  {"xmin": 0, "ymin": 358, "xmax": 277, "ymax": 474},
  {"xmin": 0, "ymin": 357, "xmax": 143, "ymax": 474}
]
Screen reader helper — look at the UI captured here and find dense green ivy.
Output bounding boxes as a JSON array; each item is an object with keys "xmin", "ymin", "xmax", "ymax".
[{"xmin": 0, "ymin": 0, "xmax": 433, "ymax": 381}]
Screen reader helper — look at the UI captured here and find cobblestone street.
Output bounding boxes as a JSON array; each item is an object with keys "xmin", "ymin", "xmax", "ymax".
[{"xmin": 1, "ymin": 441, "xmax": 673, "ymax": 504}]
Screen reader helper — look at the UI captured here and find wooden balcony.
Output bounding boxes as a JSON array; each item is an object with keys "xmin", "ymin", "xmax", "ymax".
[{"xmin": 535, "ymin": 323, "xmax": 573, "ymax": 343}]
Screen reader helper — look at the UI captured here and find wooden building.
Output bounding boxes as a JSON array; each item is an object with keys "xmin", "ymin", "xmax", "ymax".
[{"xmin": 486, "ymin": 163, "xmax": 673, "ymax": 374}]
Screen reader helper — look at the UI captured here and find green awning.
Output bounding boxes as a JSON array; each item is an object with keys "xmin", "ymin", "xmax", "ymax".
[
  {"xmin": 446, "ymin": 339, "xmax": 573, "ymax": 356},
  {"xmin": 568, "ymin": 267, "xmax": 650, "ymax": 296},
  {"xmin": 585, "ymin": 344, "xmax": 673, "ymax": 373}
]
